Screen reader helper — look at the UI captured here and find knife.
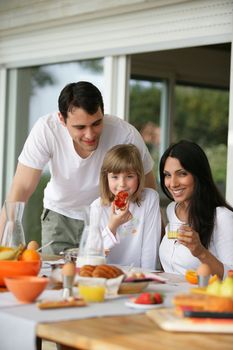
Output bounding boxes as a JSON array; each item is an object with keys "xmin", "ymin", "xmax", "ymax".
[{"xmin": 184, "ymin": 310, "xmax": 233, "ymax": 319}]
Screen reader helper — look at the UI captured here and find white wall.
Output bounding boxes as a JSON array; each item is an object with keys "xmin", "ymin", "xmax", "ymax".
[
  {"xmin": 0, "ymin": 0, "xmax": 233, "ymax": 203},
  {"xmin": 0, "ymin": 0, "xmax": 232, "ymax": 68}
]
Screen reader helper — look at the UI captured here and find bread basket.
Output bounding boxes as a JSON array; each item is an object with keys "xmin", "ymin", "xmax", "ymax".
[{"xmin": 118, "ymin": 281, "xmax": 149, "ymax": 294}]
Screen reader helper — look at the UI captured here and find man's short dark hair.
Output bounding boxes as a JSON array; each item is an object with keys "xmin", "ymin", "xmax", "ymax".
[{"xmin": 58, "ymin": 81, "xmax": 104, "ymax": 120}]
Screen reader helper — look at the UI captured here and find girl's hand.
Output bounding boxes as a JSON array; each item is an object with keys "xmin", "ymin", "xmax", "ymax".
[
  {"xmin": 108, "ymin": 202, "xmax": 132, "ymax": 235},
  {"xmin": 177, "ymin": 225, "xmax": 205, "ymax": 258}
]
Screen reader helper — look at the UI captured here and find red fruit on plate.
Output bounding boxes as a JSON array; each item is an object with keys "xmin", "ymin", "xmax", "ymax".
[
  {"xmin": 135, "ymin": 292, "xmax": 154, "ymax": 304},
  {"xmin": 114, "ymin": 191, "xmax": 129, "ymax": 209},
  {"xmin": 153, "ymin": 293, "xmax": 163, "ymax": 304}
]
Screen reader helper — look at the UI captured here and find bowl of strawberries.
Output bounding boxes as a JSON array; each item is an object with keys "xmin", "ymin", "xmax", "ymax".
[{"xmin": 125, "ymin": 292, "xmax": 164, "ymax": 309}]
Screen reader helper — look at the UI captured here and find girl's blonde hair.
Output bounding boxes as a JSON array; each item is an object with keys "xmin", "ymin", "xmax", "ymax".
[{"xmin": 100, "ymin": 144, "xmax": 145, "ymax": 206}]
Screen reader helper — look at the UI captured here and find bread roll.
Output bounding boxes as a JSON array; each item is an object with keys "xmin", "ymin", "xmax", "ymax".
[
  {"xmin": 204, "ymin": 295, "xmax": 233, "ymax": 312},
  {"xmin": 92, "ymin": 264, "xmax": 124, "ymax": 279},
  {"xmin": 173, "ymin": 293, "xmax": 233, "ymax": 313},
  {"xmin": 79, "ymin": 265, "xmax": 96, "ymax": 277},
  {"xmin": 79, "ymin": 264, "xmax": 124, "ymax": 279}
]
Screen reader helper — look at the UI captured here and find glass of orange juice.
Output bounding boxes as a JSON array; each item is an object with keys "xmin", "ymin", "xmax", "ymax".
[
  {"xmin": 78, "ymin": 277, "xmax": 106, "ymax": 302},
  {"xmin": 167, "ymin": 223, "xmax": 181, "ymax": 239}
]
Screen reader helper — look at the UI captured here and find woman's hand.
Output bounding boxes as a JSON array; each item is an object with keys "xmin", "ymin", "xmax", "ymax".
[
  {"xmin": 178, "ymin": 224, "xmax": 205, "ymax": 258},
  {"xmin": 107, "ymin": 202, "xmax": 132, "ymax": 235},
  {"xmin": 177, "ymin": 224, "xmax": 224, "ymax": 279}
]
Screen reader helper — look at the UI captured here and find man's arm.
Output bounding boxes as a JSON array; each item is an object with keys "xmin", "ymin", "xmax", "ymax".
[
  {"xmin": 0, "ymin": 162, "xmax": 42, "ymax": 239},
  {"xmin": 145, "ymin": 170, "xmax": 156, "ymax": 190}
]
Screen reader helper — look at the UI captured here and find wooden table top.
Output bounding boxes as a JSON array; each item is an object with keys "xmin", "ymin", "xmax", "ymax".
[{"xmin": 37, "ymin": 313, "xmax": 233, "ymax": 350}]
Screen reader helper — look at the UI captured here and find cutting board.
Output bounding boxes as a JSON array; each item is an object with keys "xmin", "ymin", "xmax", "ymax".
[{"xmin": 146, "ymin": 308, "xmax": 233, "ymax": 333}]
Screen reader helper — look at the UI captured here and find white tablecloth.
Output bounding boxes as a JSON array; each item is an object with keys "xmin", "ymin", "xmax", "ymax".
[{"xmin": 0, "ymin": 271, "xmax": 189, "ymax": 350}]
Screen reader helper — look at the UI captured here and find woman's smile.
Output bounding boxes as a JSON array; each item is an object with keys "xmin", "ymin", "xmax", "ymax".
[{"xmin": 163, "ymin": 156, "xmax": 195, "ymax": 204}]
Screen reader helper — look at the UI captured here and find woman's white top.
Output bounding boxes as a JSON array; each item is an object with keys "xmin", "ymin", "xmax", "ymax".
[
  {"xmin": 159, "ymin": 201, "xmax": 233, "ymax": 277},
  {"xmin": 90, "ymin": 188, "xmax": 161, "ymax": 270}
]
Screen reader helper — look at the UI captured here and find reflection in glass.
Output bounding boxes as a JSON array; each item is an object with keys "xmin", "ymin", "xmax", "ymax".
[{"xmin": 129, "ymin": 79, "xmax": 162, "ymax": 181}]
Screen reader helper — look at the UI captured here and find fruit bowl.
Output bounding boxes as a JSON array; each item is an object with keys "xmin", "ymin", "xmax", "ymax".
[
  {"xmin": 4, "ymin": 276, "xmax": 48, "ymax": 303},
  {"xmin": 0, "ymin": 260, "xmax": 41, "ymax": 286}
]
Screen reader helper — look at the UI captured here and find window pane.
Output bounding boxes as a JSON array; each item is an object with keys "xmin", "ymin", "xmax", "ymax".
[
  {"xmin": 22, "ymin": 59, "xmax": 104, "ymax": 245},
  {"xmin": 129, "ymin": 79, "xmax": 162, "ymax": 181},
  {"xmin": 174, "ymin": 85, "xmax": 229, "ymax": 196}
]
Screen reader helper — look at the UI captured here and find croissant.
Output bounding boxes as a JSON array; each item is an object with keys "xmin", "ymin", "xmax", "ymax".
[
  {"xmin": 79, "ymin": 265, "xmax": 96, "ymax": 277},
  {"xmin": 79, "ymin": 264, "xmax": 124, "ymax": 279},
  {"xmin": 92, "ymin": 265, "xmax": 124, "ymax": 279}
]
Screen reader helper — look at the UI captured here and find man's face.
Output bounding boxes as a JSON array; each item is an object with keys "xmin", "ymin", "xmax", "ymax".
[{"xmin": 59, "ymin": 107, "xmax": 104, "ymax": 158}]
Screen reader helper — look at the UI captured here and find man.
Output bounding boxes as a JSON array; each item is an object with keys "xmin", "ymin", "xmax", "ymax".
[{"xmin": 0, "ymin": 81, "xmax": 156, "ymax": 254}]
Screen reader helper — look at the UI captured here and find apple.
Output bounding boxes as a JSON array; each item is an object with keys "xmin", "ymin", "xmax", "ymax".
[
  {"xmin": 206, "ymin": 279, "xmax": 221, "ymax": 296},
  {"xmin": 220, "ymin": 276, "xmax": 233, "ymax": 297}
]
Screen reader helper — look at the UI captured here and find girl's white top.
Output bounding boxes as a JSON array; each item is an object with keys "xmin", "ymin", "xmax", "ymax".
[{"xmin": 90, "ymin": 188, "xmax": 161, "ymax": 270}]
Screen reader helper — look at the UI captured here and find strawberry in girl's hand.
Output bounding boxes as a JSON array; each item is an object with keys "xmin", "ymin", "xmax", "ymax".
[
  {"xmin": 114, "ymin": 191, "xmax": 129, "ymax": 210},
  {"xmin": 135, "ymin": 292, "xmax": 154, "ymax": 304}
]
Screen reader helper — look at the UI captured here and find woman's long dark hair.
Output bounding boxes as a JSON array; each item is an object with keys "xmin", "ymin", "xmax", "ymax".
[{"xmin": 159, "ymin": 140, "xmax": 233, "ymax": 248}]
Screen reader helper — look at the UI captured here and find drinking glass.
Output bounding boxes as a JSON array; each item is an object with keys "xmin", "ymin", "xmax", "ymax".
[
  {"xmin": 78, "ymin": 277, "xmax": 106, "ymax": 302},
  {"xmin": 167, "ymin": 222, "xmax": 181, "ymax": 239},
  {"xmin": 1, "ymin": 201, "xmax": 26, "ymax": 247},
  {"xmin": 77, "ymin": 225, "xmax": 106, "ymax": 267}
]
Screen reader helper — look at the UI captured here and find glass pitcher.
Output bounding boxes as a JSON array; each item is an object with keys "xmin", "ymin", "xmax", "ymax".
[
  {"xmin": 76, "ymin": 205, "xmax": 106, "ymax": 268},
  {"xmin": 1, "ymin": 201, "xmax": 26, "ymax": 247}
]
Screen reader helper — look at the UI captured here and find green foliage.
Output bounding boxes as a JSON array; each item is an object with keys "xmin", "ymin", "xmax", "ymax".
[
  {"xmin": 174, "ymin": 86, "xmax": 229, "ymax": 189},
  {"xmin": 174, "ymin": 86, "xmax": 229, "ymax": 146},
  {"xmin": 205, "ymin": 144, "xmax": 227, "ymax": 187},
  {"xmin": 79, "ymin": 59, "xmax": 103, "ymax": 73},
  {"xmin": 129, "ymin": 81, "xmax": 229, "ymax": 194},
  {"xmin": 130, "ymin": 81, "xmax": 161, "ymax": 130},
  {"xmin": 30, "ymin": 67, "xmax": 57, "ymax": 92}
]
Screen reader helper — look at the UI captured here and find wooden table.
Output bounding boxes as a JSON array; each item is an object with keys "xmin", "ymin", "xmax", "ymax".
[{"xmin": 37, "ymin": 313, "xmax": 233, "ymax": 350}]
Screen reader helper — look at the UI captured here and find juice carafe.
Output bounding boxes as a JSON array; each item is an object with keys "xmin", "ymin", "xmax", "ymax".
[
  {"xmin": 1, "ymin": 201, "xmax": 26, "ymax": 247},
  {"xmin": 77, "ymin": 205, "xmax": 105, "ymax": 267}
]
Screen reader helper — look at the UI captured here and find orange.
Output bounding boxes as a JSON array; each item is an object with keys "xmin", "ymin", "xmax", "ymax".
[
  {"xmin": 186, "ymin": 270, "xmax": 218, "ymax": 285},
  {"xmin": 185, "ymin": 270, "xmax": 198, "ymax": 284},
  {"xmin": 19, "ymin": 249, "xmax": 41, "ymax": 262}
]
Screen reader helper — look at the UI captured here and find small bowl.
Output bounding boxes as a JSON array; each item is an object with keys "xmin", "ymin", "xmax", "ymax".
[
  {"xmin": 0, "ymin": 260, "xmax": 41, "ymax": 286},
  {"xmin": 4, "ymin": 276, "xmax": 48, "ymax": 303}
]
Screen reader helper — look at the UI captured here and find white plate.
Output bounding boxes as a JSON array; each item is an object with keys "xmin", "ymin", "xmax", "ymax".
[{"xmin": 125, "ymin": 300, "xmax": 164, "ymax": 310}]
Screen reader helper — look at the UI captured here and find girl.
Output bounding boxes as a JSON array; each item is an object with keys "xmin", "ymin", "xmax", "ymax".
[
  {"xmin": 159, "ymin": 140, "xmax": 233, "ymax": 278},
  {"xmin": 90, "ymin": 144, "xmax": 161, "ymax": 270}
]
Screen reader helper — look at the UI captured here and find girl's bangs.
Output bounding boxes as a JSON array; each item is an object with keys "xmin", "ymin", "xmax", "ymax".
[{"xmin": 109, "ymin": 158, "xmax": 136, "ymax": 174}]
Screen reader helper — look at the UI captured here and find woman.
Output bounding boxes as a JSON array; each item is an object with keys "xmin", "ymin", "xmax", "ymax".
[{"xmin": 159, "ymin": 140, "xmax": 233, "ymax": 279}]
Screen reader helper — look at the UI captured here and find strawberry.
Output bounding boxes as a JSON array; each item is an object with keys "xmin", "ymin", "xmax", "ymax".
[
  {"xmin": 134, "ymin": 292, "xmax": 154, "ymax": 304},
  {"xmin": 153, "ymin": 293, "xmax": 163, "ymax": 304},
  {"xmin": 114, "ymin": 191, "xmax": 129, "ymax": 209}
]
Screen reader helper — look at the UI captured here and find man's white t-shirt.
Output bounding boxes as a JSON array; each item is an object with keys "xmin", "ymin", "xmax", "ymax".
[{"xmin": 18, "ymin": 113, "xmax": 154, "ymax": 220}]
